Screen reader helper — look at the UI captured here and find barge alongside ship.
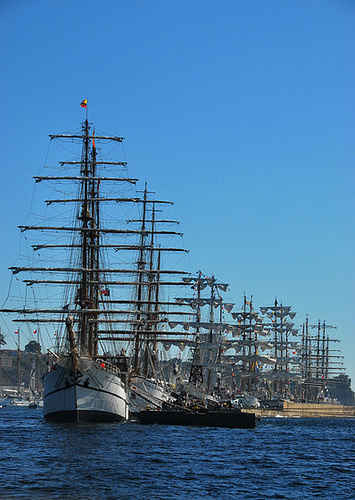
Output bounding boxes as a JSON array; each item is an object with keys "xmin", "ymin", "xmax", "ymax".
[{"xmin": 138, "ymin": 407, "xmax": 256, "ymax": 428}]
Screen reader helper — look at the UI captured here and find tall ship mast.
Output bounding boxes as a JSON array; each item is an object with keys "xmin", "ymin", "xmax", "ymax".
[
  {"xmin": 298, "ymin": 319, "xmax": 344, "ymax": 402},
  {"xmin": 171, "ymin": 272, "xmax": 241, "ymax": 406},
  {"xmin": 258, "ymin": 300, "xmax": 301, "ymax": 399},
  {"xmin": 109, "ymin": 183, "xmax": 192, "ymax": 412},
  {"xmin": 223, "ymin": 295, "xmax": 275, "ymax": 400}
]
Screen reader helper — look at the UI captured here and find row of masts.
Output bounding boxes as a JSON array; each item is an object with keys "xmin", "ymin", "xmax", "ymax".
[{"xmin": 0, "ymin": 119, "xmax": 346, "ymax": 402}]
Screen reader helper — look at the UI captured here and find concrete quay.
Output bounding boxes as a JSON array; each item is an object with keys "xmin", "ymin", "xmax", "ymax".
[{"xmin": 244, "ymin": 401, "xmax": 355, "ymax": 418}]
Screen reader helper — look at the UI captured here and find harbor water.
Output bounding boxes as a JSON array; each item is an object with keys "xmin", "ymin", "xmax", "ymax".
[{"xmin": 1, "ymin": 406, "xmax": 354, "ymax": 499}]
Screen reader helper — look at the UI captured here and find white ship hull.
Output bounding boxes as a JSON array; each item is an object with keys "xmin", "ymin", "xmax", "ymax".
[
  {"xmin": 128, "ymin": 374, "xmax": 171, "ymax": 413},
  {"xmin": 43, "ymin": 356, "xmax": 128, "ymax": 422}
]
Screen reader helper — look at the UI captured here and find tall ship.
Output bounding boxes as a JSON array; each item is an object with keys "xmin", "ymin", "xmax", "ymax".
[
  {"xmin": 0, "ymin": 118, "xmax": 136, "ymax": 421},
  {"xmin": 170, "ymin": 271, "xmax": 240, "ymax": 405},
  {"xmin": 297, "ymin": 318, "xmax": 345, "ymax": 402},
  {"xmin": 117, "ymin": 182, "xmax": 191, "ymax": 413}
]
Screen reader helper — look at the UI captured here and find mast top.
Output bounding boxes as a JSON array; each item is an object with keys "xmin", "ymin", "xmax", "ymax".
[{"xmin": 49, "ymin": 101, "xmax": 124, "ymax": 143}]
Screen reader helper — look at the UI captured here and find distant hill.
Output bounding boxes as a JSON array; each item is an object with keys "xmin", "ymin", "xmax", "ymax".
[{"xmin": 0, "ymin": 349, "xmax": 46, "ymax": 390}]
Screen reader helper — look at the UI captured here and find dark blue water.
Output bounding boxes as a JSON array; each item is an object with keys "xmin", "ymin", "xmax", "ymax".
[{"xmin": 0, "ymin": 407, "xmax": 354, "ymax": 500}]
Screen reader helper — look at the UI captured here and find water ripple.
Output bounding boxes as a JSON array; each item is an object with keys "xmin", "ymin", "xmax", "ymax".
[{"xmin": 0, "ymin": 408, "xmax": 354, "ymax": 499}]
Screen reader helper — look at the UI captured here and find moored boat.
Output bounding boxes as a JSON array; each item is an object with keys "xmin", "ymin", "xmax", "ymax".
[
  {"xmin": 44, "ymin": 355, "xmax": 128, "ymax": 422},
  {"xmin": 1, "ymin": 112, "xmax": 132, "ymax": 423}
]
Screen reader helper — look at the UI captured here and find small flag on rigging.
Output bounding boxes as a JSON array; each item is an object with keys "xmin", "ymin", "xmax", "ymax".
[{"xmin": 80, "ymin": 99, "xmax": 87, "ymax": 108}]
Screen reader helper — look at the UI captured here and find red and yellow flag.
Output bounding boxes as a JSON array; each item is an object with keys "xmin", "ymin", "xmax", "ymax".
[
  {"xmin": 80, "ymin": 99, "xmax": 87, "ymax": 108},
  {"xmin": 92, "ymin": 128, "xmax": 96, "ymax": 149}
]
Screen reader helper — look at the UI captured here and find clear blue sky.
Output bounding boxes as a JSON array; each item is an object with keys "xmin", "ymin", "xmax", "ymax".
[{"xmin": 0, "ymin": 1, "xmax": 354, "ymax": 385}]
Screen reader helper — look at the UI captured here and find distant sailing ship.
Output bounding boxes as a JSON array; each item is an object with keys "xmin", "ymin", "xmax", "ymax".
[{"xmin": 169, "ymin": 271, "xmax": 240, "ymax": 406}]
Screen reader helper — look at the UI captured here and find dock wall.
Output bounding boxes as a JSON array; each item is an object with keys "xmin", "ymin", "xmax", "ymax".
[{"xmin": 244, "ymin": 401, "xmax": 355, "ymax": 418}]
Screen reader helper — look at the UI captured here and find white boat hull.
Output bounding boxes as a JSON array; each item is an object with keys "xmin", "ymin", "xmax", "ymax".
[
  {"xmin": 43, "ymin": 357, "xmax": 128, "ymax": 422},
  {"xmin": 128, "ymin": 374, "xmax": 171, "ymax": 412},
  {"xmin": 9, "ymin": 398, "xmax": 29, "ymax": 407}
]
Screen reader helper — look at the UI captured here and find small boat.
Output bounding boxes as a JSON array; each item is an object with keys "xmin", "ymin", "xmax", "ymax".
[{"xmin": 9, "ymin": 398, "xmax": 28, "ymax": 406}]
